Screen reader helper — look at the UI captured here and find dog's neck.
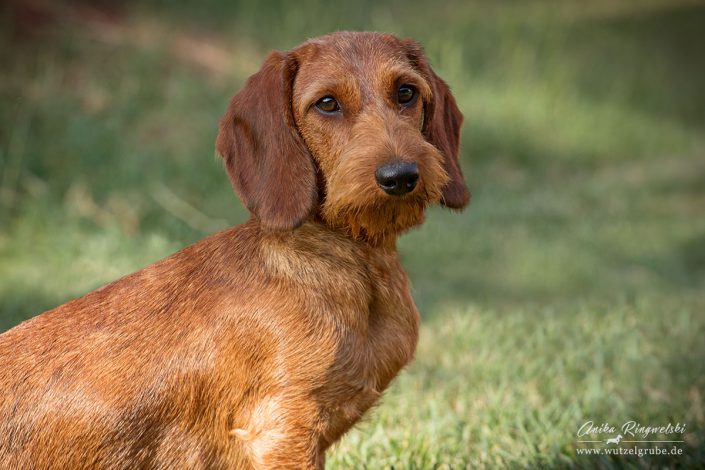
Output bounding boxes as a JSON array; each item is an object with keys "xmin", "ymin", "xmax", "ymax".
[
  {"xmin": 254, "ymin": 218, "xmax": 398, "ymax": 256},
  {"xmin": 307, "ymin": 213, "xmax": 402, "ymax": 250}
]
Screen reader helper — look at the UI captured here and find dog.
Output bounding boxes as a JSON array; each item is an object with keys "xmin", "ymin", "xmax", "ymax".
[
  {"xmin": 0, "ymin": 31, "xmax": 469, "ymax": 469},
  {"xmin": 606, "ymin": 434, "xmax": 623, "ymax": 445}
]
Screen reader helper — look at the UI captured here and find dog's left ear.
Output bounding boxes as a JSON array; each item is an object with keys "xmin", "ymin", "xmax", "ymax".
[
  {"xmin": 216, "ymin": 51, "xmax": 318, "ymax": 230},
  {"xmin": 403, "ymin": 40, "xmax": 470, "ymax": 210}
]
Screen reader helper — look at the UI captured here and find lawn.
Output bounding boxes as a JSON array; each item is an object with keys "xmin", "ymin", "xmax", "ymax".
[{"xmin": 1, "ymin": 0, "xmax": 704, "ymax": 467}]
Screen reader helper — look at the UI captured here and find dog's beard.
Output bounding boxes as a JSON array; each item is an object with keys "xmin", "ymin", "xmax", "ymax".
[{"xmin": 322, "ymin": 189, "xmax": 436, "ymax": 244}]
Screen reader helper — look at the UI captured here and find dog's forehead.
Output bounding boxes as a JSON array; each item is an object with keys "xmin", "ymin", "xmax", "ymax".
[{"xmin": 293, "ymin": 32, "xmax": 413, "ymax": 85}]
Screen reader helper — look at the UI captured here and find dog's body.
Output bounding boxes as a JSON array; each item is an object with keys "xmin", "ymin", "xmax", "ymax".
[
  {"xmin": 0, "ymin": 32, "xmax": 468, "ymax": 469},
  {"xmin": 1, "ymin": 222, "xmax": 416, "ymax": 468}
]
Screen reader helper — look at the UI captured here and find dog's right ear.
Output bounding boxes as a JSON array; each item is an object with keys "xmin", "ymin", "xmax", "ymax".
[{"xmin": 216, "ymin": 51, "xmax": 318, "ymax": 230}]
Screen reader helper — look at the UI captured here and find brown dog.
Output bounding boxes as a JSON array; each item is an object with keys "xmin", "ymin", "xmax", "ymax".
[{"xmin": 0, "ymin": 31, "xmax": 468, "ymax": 469}]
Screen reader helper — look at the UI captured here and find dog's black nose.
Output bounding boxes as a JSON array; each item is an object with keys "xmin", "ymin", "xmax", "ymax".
[{"xmin": 375, "ymin": 161, "xmax": 419, "ymax": 196}]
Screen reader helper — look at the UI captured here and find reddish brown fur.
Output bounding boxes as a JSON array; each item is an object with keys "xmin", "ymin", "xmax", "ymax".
[{"xmin": 0, "ymin": 32, "xmax": 468, "ymax": 469}]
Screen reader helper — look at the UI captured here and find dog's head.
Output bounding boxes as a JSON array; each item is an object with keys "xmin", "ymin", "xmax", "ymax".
[{"xmin": 217, "ymin": 32, "xmax": 469, "ymax": 243}]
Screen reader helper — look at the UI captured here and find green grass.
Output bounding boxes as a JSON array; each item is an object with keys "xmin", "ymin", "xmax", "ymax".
[
  {"xmin": 329, "ymin": 298, "xmax": 705, "ymax": 468},
  {"xmin": 1, "ymin": 0, "xmax": 704, "ymax": 467}
]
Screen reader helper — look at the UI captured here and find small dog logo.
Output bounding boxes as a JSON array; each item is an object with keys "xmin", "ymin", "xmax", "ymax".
[{"xmin": 606, "ymin": 434, "xmax": 623, "ymax": 445}]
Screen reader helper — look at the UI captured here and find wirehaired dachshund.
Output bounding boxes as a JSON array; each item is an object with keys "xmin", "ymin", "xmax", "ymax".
[{"xmin": 0, "ymin": 31, "xmax": 469, "ymax": 469}]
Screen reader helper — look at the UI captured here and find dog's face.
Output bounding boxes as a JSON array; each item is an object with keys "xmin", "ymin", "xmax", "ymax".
[{"xmin": 217, "ymin": 32, "xmax": 469, "ymax": 243}]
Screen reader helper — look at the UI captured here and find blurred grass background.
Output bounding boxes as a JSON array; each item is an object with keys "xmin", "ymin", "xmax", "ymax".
[{"xmin": 1, "ymin": 0, "xmax": 704, "ymax": 467}]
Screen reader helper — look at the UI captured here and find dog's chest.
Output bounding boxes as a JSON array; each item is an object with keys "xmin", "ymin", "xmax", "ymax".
[
  {"xmin": 258, "ymin": 227, "xmax": 420, "ymax": 441},
  {"xmin": 291, "ymin": 238, "xmax": 419, "ymax": 384},
  {"xmin": 311, "ymin": 247, "xmax": 420, "ymax": 440},
  {"xmin": 323, "ymin": 276, "xmax": 420, "ymax": 444}
]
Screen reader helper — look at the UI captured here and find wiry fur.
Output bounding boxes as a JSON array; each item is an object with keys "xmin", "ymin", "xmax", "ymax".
[{"xmin": 0, "ymin": 31, "xmax": 469, "ymax": 469}]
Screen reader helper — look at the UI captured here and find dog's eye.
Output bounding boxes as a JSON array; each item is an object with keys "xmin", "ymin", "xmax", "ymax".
[
  {"xmin": 397, "ymin": 85, "xmax": 416, "ymax": 105},
  {"xmin": 315, "ymin": 96, "xmax": 340, "ymax": 114}
]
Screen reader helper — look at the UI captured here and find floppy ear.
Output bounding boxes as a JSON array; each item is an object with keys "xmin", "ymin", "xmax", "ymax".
[
  {"xmin": 403, "ymin": 40, "xmax": 470, "ymax": 209},
  {"xmin": 216, "ymin": 51, "xmax": 318, "ymax": 230}
]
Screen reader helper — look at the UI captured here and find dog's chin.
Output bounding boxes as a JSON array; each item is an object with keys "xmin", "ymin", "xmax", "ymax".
[{"xmin": 322, "ymin": 191, "xmax": 436, "ymax": 244}]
